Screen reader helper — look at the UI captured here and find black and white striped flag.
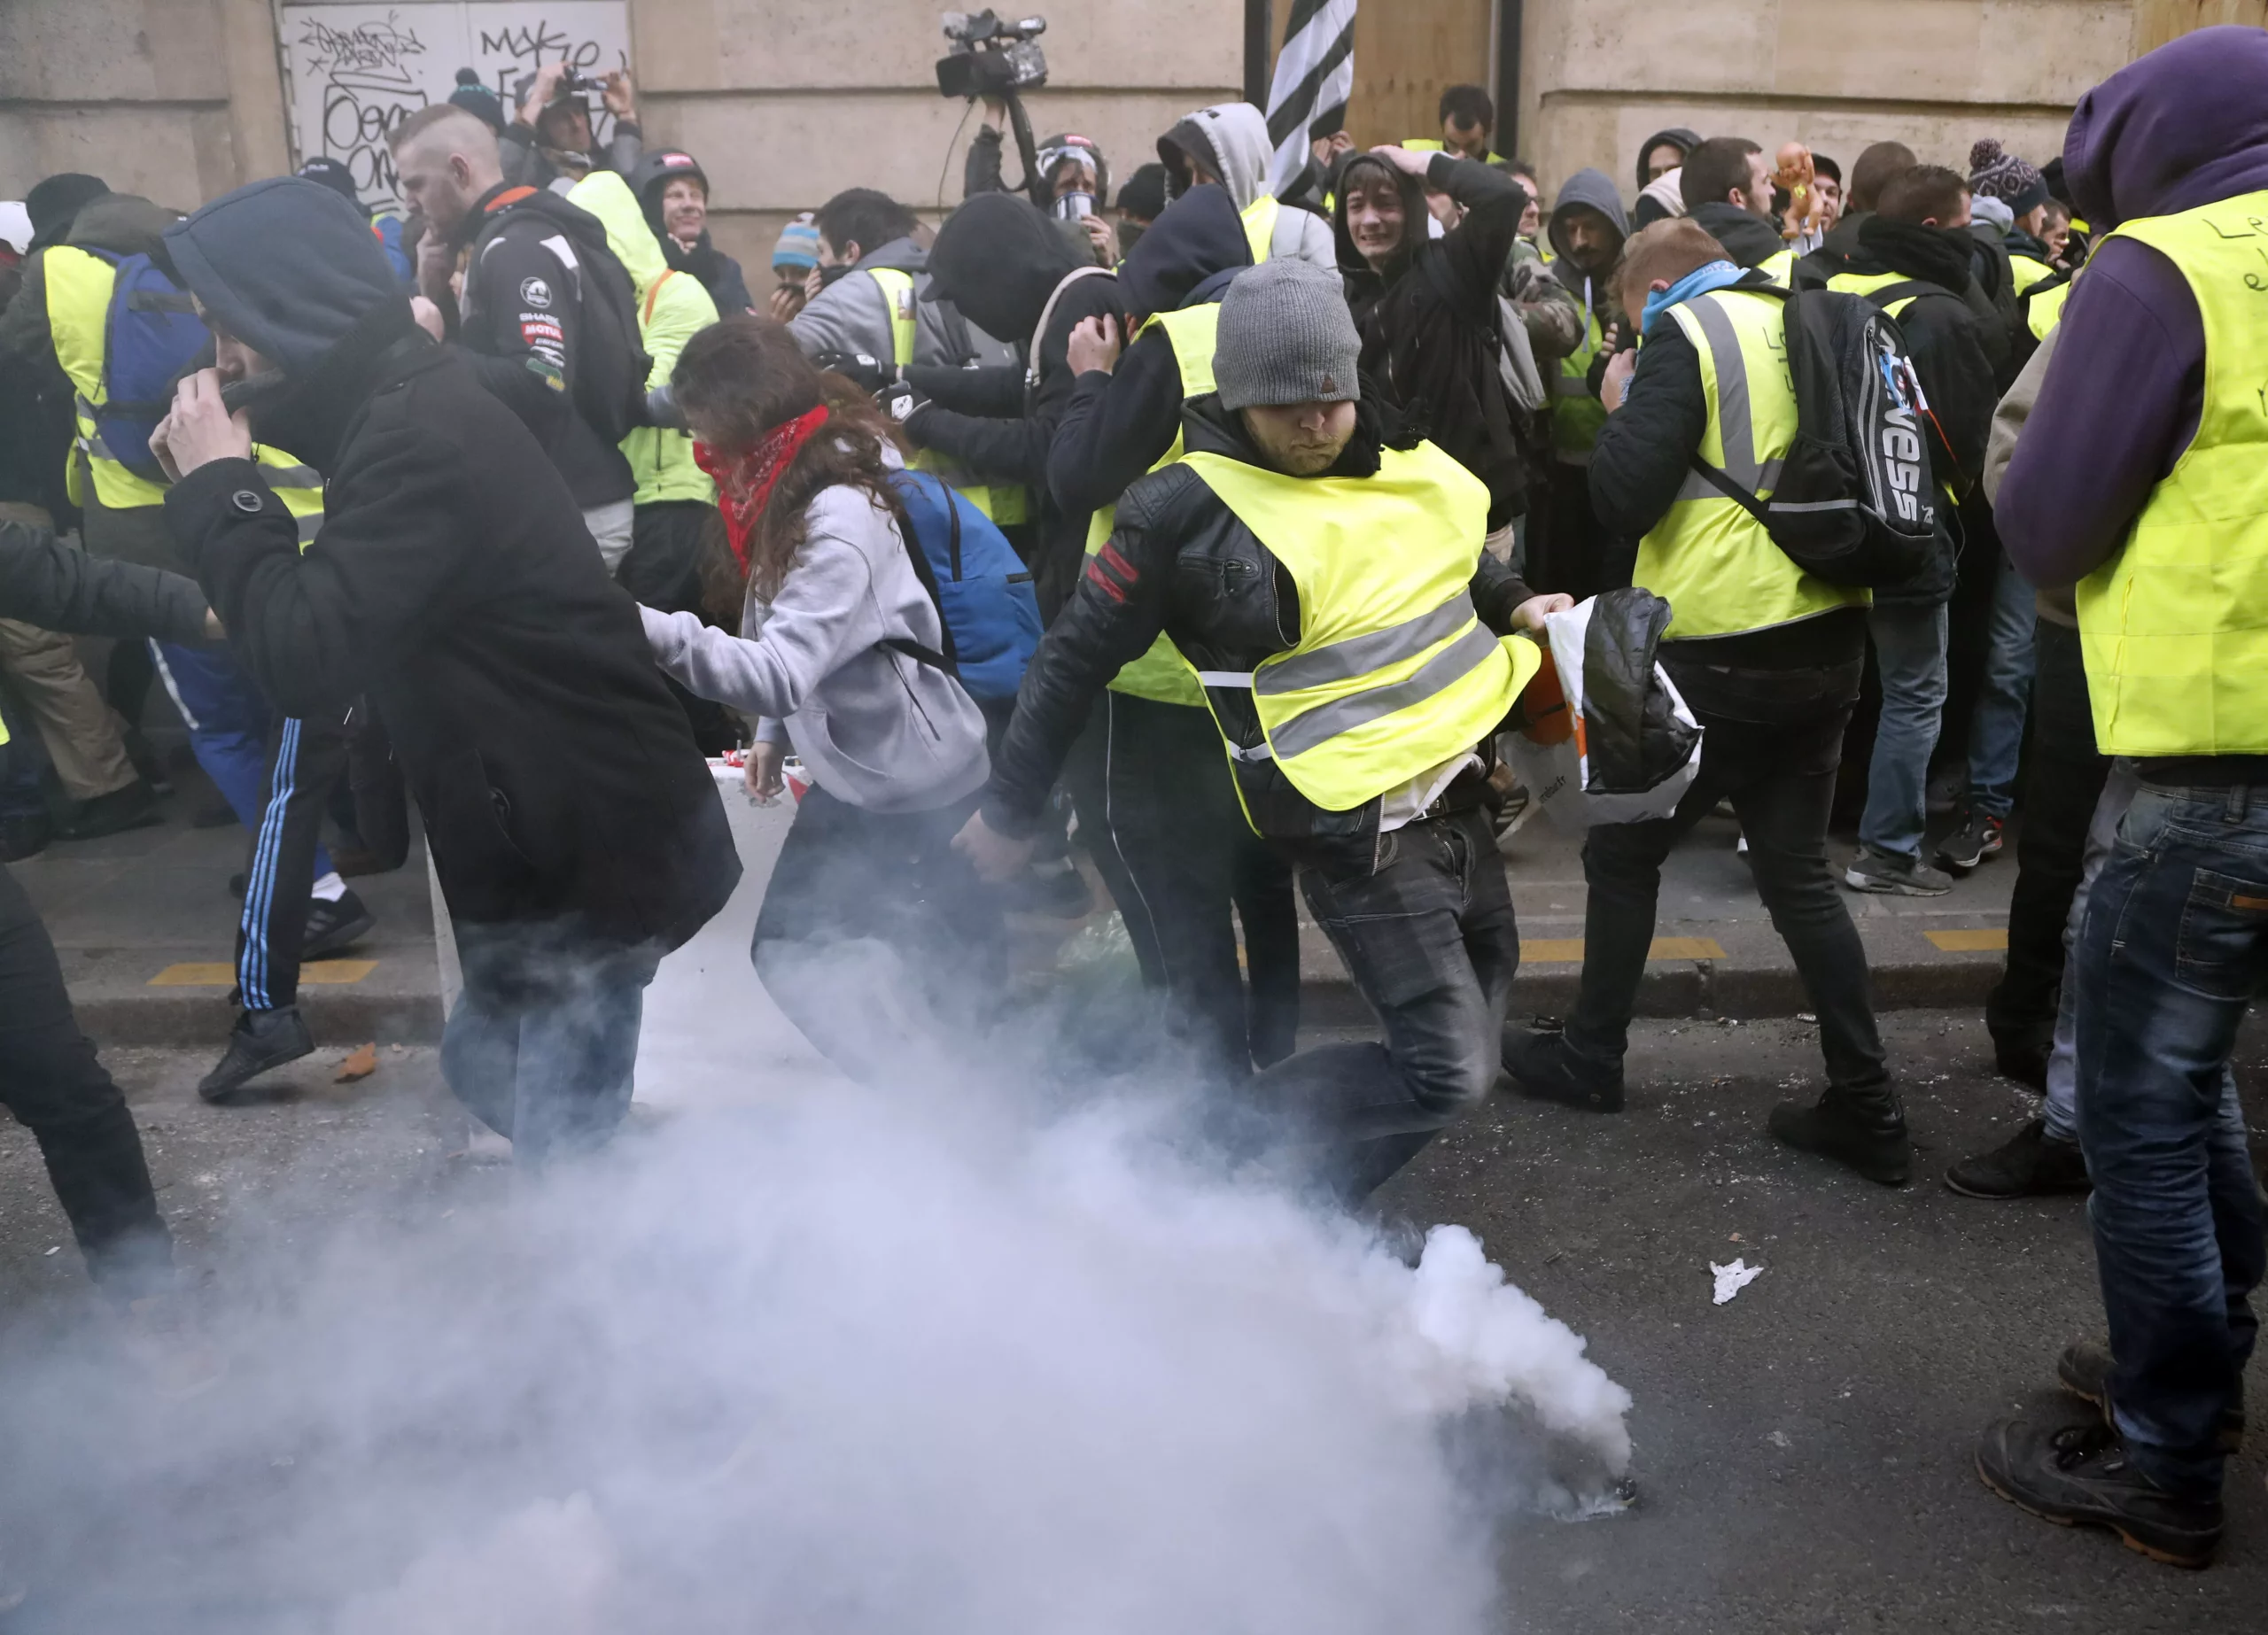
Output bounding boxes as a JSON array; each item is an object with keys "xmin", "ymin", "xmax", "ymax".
[{"xmin": 1263, "ymin": 0, "xmax": 1356, "ymax": 198}]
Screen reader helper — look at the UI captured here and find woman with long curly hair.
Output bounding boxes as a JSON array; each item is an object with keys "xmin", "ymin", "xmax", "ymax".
[{"xmin": 639, "ymin": 317, "xmax": 998, "ymax": 1076}]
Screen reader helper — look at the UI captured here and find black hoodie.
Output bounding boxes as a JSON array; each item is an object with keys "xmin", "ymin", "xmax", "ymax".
[
  {"xmin": 1334, "ymin": 152, "xmax": 1533, "ymax": 527},
  {"xmin": 1048, "ymin": 183, "xmax": 1251, "ymax": 515},
  {"xmin": 455, "ymin": 181, "xmax": 636, "ymax": 508},
  {"xmin": 905, "ymin": 190, "xmax": 1127, "ymax": 619},
  {"xmin": 159, "ymin": 177, "xmax": 737, "ymax": 949}
]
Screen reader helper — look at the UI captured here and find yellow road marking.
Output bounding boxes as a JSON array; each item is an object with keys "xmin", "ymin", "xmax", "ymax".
[
  {"xmin": 150, "ymin": 960, "xmax": 377, "ymax": 987},
  {"xmin": 1924, "ymin": 928, "xmax": 2007, "ymax": 952},
  {"xmin": 1520, "ymin": 937, "xmax": 1726, "ymax": 963}
]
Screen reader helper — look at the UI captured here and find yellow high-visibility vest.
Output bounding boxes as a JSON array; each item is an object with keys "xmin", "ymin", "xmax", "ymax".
[
  {"xmin": 866, "ymin": 267, "xmax": 1028, "ymax": 526},
  {"xmin": 1758, "ymin": 248, "xmax": 1795, "ymax": 287},
  {"xmin": 1239, "ymin": 196, "xmax": 1281, "ymax": 266},
  {"xmin": 45, "ymin": 244, "xmax": 322, "ymax": 535},
  {"xmin": 1402, "ymin": 139, "xmax": 1506, "ymax": 166},
  {"xmin": 1179, "ymin": 439, "xmax": 1542, "ymax": 818},
  {"xmin": 2008, "ymin": 252, "xmax": 2055, "ymax": 300},
  {"xmin": 2076, "ymin": 190, "xmax": 2268, "ymax": 755},
  {"xmin": 1553, "ymin": 296, "xmax": 1609, "ymax": 461},
  {"xmin": 1633, "ymin": 288, "xmax": 1868, "ymax": 639},
  {"xmin": 1082, "ymin": 302, "xmax": 1216, "ymax": 706}
]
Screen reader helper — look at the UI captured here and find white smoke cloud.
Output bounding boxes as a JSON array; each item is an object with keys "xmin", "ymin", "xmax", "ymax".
[{"xmin": 2, "ymin": 972, "xmax": 1629, "ymax": 1632}]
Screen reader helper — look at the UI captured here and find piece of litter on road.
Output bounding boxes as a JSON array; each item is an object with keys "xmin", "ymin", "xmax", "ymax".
[
  {"xmin": 1711, "ymin": 1258, "xmax": 1763, "ymax": 1305},
  {"xmin": 1767, "ymin": 1429, "xmax": 1791, "ymax": 1448},
  {"xmin": 1796, "ymin": 1012, "xmax": 1817, "ymax": 1023},
  {"xmin": 43, "ymin": 1245, "xmax": 58, "ymax": 1256},
  {"xmin": 335, "ymin": 1042, "xmax": 379, "ymax": 1082},
  {"xmin": 1728, "ymin": 1232, "xmax": 1744, "ymax": 1242}
]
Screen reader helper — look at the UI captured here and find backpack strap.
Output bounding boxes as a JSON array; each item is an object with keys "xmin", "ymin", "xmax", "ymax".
[
  {"xmin": 643, "ymin": 268, "xmax": 678, "ymax": 325},
  {"xmin": 1685, "ymin": 454, "xmax": 1774, "ymax": 527},
  {"xmin": 1023, "ymin": 265, "xmax": 1116, "ymax": 391}
]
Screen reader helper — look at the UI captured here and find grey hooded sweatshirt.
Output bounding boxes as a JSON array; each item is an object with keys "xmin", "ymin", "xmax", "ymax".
[
  {"xmin": 1156, "ymin": 102, "xmax": 1336, "ymax": 270},
  {"xmin": 639, "ymin": 444, "xmax": 989, "ymax": 815},
  {"xmin": 788, "ymin": 236, "xmax": 967, "ymax": 371}
]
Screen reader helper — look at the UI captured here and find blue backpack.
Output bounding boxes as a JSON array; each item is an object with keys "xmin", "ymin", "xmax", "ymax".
[
  {"xmin": 87, "ymin": 251, "xmax": 208, "ymax": 485},
  {"xmin": 882, "ymin": 470, "xmax": 1042, "ymax": 701}
]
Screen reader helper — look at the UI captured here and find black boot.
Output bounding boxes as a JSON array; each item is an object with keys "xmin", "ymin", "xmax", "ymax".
[
  {"xmin": 198, "ymin": 1006, "xmax": 314, "ymax": 1104},
  {"xmin": 1767, "ymin": 1078, "xmax": 1910, "ymax": 1185},
  {"xmin": 1945, "ymin": 1119, "xmax": 2091, "ymax": 1198},
  {"xmin": 2056, "ymin": 1338, "xmax": 2245, "ymax": 1453},
  {"xmin": 1503, "ymin": 1023, "xmax": 1625, "ymax": 1112},
  {"xmin": 53, "ymin": 780, "xmax": 161, "ymax": 841},
  {"xmin": 1976, "ymin": 1416, "xmax": 2222, "ymax": 1569}
]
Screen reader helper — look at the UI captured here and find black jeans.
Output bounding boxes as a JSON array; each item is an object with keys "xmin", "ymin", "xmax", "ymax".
[
  {"xmin": 0, "ymin": 861, "xmax": 170, "ymax": 1291},
  {"xmin": 1253, "ymin": 806, "xmax": 1521, "ymax": 1200},
  {"xmin": 1989, "ymin": 617, "xmax": 2110, "ymax": 1045},
  {"xmin": 751, "ymin": 782, "xmax": 1006, "ymax": 1084},
  {"xmin": 1565, "ymin": 656, "xmax": 1887, "ymax": 1089},
  {"xmin": 441, "ymin": 919, "xmax": 660, "ymax": 1166},
  {"xmin": 1061, "ymin": 692, "xmax": 1301, "ymax": 1076}
]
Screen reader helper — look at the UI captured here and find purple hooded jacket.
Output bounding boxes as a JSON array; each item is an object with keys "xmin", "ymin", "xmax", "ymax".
[{"xmin": 1998, "ymin": 26, "xmax": 2268, "ymax": 589}]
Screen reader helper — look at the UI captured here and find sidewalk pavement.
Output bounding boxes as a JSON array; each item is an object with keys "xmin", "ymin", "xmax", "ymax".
[
  {"xmin": 19, "ymin": 755, "xmax": 439, "ymax": 1050},
  {"xmin": 34, "ymin": 747, "xmax": 2019, "ymax": 1051}
]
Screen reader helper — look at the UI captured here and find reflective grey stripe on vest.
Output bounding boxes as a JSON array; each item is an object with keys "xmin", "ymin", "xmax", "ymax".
[
  {"xmin": 1553, "ymin": 376, "xmax": 1592, "ymax": 398},
  {"xmin": 263, "ymin": 464, "xmax": 323, "ymax": 490},
  {"xmin": 1267, "ymin": 620, "xmax": 1503, "ymax": 761},
  {"xmin": 1672, "ymin": 294, "xmax": 1786, "ymax": 504},
  {"xmin": 74, "ymin": 394, "xmax": 118, "ymax": 462},
  {"xmin": 293, "ymin": 511, "xmax": 322, "ymax": 545},
  {"xmin": 1254, "ymin": 591, "xmax": 1478, "ymax": 698}
]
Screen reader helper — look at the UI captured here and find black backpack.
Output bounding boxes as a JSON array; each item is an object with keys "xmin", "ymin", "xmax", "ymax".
[
  {"xmin": 1686, "ymin": 284, "xmax": 1936, "ymax": 588},
  {"xmin": 472, "ymin": 197, "xmax": 652, "ymax": 445}
]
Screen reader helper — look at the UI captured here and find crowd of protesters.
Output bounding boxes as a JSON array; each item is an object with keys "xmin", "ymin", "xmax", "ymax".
[{"xmin": 0, "ymin": 21, "xmax": 2264, "ymax": 1577}]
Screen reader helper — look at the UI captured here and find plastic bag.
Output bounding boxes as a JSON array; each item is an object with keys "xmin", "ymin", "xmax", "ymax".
[{"xmin": 1505, "ymin": 592, "xmax": 1703, "ymax": 833}]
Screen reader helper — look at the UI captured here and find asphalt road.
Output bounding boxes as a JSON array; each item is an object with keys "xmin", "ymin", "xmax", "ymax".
[{"xmin": 0, "ymin": 1015, "xmax": 2261, "ymax": 1631}]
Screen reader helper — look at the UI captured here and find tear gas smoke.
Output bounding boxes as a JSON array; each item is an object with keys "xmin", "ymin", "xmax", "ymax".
[{"xmin": 0, "ymin": 971, "xmax": 1629, "ymax": 1632}]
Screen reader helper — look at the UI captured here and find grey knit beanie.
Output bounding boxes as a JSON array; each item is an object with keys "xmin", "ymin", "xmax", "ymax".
[{"xmin": 1211, "ymin": 257, "xmax": 1362, "ymax": 410}]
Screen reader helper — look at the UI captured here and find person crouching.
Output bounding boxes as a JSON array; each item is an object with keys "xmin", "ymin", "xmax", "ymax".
[{"xmin": 639, "ymin": 318, "xmax": 1003, "ymax": 1081}]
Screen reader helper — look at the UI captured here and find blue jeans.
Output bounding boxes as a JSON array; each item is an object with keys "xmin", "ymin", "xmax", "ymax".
[
  {"xmin": 1965, "ymin": 553, "xmax": 2037, "ymax": 820},
  {"xmin": 1860, "ymin": 602, "xmax": 1949, "ymax": 863},
  {"xmin": 2075, "ymin": 779, "xmax": 2268, "ymax": 1499},
  {"xmin": 0, "ymin": 689, "xmax": 46, "ymax": 822}
]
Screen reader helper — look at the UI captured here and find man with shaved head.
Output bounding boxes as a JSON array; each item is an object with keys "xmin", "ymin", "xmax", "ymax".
[{"xmin": 387, "ymin": 104, "xmax": 641, "ymax": 570}]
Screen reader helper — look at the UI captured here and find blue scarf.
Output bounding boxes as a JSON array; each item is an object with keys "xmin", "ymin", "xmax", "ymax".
[{"xmin": 1640, "ymin": 260, "xmax": 1748, "ymax": 336}]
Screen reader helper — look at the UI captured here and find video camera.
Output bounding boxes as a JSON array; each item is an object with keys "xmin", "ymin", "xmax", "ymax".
[{"xmin": 935, "ymin": 11, "xmax": 1048, "ymax": 100}]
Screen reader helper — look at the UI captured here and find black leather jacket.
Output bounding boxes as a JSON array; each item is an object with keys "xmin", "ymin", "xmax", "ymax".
[{"xmin": 984, "ymin": 394, "xmax": 1535, "ymax": 845}]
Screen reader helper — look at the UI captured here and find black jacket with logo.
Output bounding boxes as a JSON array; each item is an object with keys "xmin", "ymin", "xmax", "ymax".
[
  {"xmin": 987, "ymin": 395, "xmax": 1534, "ymax": 845},
  {"xmin": 454, "ymin": 182, "xmax": 635, "ymax": 509}
]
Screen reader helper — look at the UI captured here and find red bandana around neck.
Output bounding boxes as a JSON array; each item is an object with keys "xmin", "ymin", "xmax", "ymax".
[{"xmin": 695, "ymin": 405, "xmax": 831, "ymax": 572}]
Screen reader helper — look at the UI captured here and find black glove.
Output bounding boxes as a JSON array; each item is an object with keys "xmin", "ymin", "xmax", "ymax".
[
  {"xmin": 812, "ymin": 350, "xmax": 894, "ymax": 396},
  {"xmin": 875, "ymin": 376, "xmax": 931, "ymax": 432},
  {"xmin": 644, "ymin": 382, "xmax": 686, "ymax": 430}
]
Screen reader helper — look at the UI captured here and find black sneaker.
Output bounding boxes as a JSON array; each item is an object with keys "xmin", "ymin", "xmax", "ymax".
[
  {"xmin": 1938, "ymin": 809, "xmax": 2007, "ymax": 874},
  {"xmin": 1503, "ymin": 1024, "xmax": 1625, "ymax": 1112},
  {"xmin": 1976, "ymin": 1415, "xmax": 2222, "ymax": 1568},
  {"xmin": 1767, "ymin": 1080, "xmax": 1911, "ymax": 1185},
  {"xmin": 1945, "ymin": 1119, "xmax": 2091, "ymax": 1198},
  {"xmin": 300, "ymin": 890, "xmax": 376, "ymax": 961},
  {"xmin": 120, "ymin": 726, "xmax": 172, "ymax": 796},
  {"xmin": 53, "ymin": 780, "xmax": 161, "ymax": 841},
  {"xmin": 0, "ymin": 813, "xmax": 50, "ymax": 863},
  {"xmin": 2056, "ymin": 1339, "xmax": 2245, "ymax": 1454},
  {"xmin": 198, "ymin": 1005, "xmax": 314, "ymax": 1104},
  {"xmin": 1844, "ymin": 846, "xmax": 1953, "ymax": 896}
]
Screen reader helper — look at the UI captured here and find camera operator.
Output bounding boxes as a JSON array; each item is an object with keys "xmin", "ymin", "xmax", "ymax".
[
  {"xmin": 967, "ymin": 109, "xmax": 1116, "ymax": 265},
  {"xmin": 885, "ymin": 190, "xmax": 1126, "ymax": 619},
  {"xmin": 503, "ymin": 62, "xmax": 643, "ymax": 194},
  {"xmin": 390, "ymin": 105, "xmax": 642, "ymax": 570}
]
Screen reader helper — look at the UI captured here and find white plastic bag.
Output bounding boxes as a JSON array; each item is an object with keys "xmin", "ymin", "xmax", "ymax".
[{"xmin": 1504, "ymin": 596, "xmax": 1703, "ymax": 833}]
